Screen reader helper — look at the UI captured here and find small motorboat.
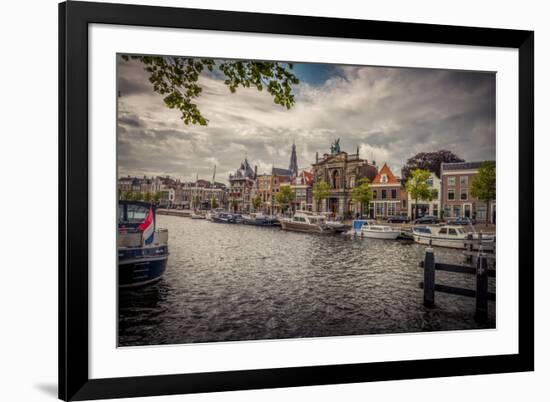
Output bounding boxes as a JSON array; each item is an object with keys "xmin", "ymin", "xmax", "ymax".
[
  {"xmin": 346, "ymin": 219, "xmax": 375, "ymax": 235},
  {"xmin": 190, "ymin": 211, "xmax": 206, "ymax": 219},
  {"xmin": 360, "ymin": 220, "xmax": 401, "ymax": 239},
  {"xmin": 211, "ymin": 212, "xmax": 237, "ymax": 223},
  {"xmin": 412, "ymin": 225, "xmax": 494, "ymax": 249},
  {"xmin": 241, "ymin": 213, "xmax": 277, "ymax": 226},
  {"xmin": 325, "ymin": 220, "xmax": 349, "ymax": 233},
  {"xmin": 280, "ymin": 211, "xmax": 329, "ymax": 234},
  {"xmin": 118, "ymin": 201, "xmax": 169, "ymax": 288}
]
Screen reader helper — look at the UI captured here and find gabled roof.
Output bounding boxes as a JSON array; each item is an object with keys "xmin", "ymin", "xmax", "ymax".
[
  {"xmin": 272, "ymin": 167, "xmax": 292, "ymax": 176},
  {"xmin": 372, "ymin": 163, "xmax": 399, "ymax": 185}
]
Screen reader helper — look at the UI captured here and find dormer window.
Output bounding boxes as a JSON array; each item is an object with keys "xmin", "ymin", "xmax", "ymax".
[{"xmin": 381, "ymin": 174, "xmax": 388, "ymax": 183}]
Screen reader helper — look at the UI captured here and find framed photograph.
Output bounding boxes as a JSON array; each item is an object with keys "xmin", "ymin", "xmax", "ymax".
[{"xmin": 59, "ymin": 1, "xmax": 534, "ymax": 400}]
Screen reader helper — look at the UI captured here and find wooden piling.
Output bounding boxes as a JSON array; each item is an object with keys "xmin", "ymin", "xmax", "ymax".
[
  {"xmin": 475, "ymin": 253, "xmax": 489, "ymax": 323},
  {"xmin": 423, "ymin": 248, "xmax": 435, "ymax": 308}
]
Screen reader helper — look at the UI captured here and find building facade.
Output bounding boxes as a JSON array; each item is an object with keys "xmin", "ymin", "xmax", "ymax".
[
  {"xmin": 228, "ymin": 158, "xmax": 257, "ymax": 213},
  {"xmin": 179, "ymin": 180, "xmax": 228, "ymax": 210},
  {"xmin": 440, "ymin": 161, "xmax": 496, "ymax": 223},
  {"xmin": 407, "ymin": 172, "xmax": 441, "ymax": 219},
  {"xmin": 311, "ymin": 145, "xmax": 378, "ymax": 218},
  {"xmin": 370, "ymin": 163, "xmax": 408, "ymax": 219}
]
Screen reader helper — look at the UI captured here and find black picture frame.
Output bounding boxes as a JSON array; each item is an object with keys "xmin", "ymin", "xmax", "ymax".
[{"xmin": 59, "ymin": 1, "xmax": 534, "ymax": 400}]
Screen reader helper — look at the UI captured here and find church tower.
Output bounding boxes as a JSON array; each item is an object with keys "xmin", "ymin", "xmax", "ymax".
[{"xmin": 289, "ymin": 142, "xmax": 298, "ymax": 178}]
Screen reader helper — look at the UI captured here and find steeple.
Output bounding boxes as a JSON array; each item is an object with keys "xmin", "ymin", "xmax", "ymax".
[{"xmin": 289, "ymin": 142, "xmax": 298, "ymax": 177}]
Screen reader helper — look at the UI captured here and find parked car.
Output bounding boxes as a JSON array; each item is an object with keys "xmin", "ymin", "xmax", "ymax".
[
  {"xmin": 414, "ymin": 215, "xmax": 440, "ymax": 224},
  {"xmin": 386, "ymin": 215, "xmax": 410, "ymax": 223},
  {"xmin": 447, "ymin": 217, "xmax": 476, "ymax": 226}
]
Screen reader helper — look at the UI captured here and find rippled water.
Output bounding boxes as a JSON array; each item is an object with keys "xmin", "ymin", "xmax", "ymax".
[{"xmin": 118, "ymin": 215, "xmax": 495, "ymax": 346}]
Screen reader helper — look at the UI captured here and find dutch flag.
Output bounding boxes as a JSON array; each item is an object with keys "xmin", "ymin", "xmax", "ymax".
[{"xmin": 138, "ymin": 207, "xmax": 155, "ymax": 246}]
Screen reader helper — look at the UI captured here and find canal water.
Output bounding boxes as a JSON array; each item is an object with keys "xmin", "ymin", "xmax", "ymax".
[{"xmin": 118, "ymin": 215, "xmax": 496, "ymax": 347}]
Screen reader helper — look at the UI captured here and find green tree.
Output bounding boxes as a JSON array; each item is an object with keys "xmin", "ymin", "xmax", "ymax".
[
  {"xmin": 313, "ymin": 181, "xmax": 330, "ymax": 213},
  {"xmin": 143, "ymin": 191, "xmax": 152, "ymax": 203},
  {"xmin": 252, "ymin": 195, "xmax": 262, "ymax": 212},
  {"xmin": 153, "ymin": 191, "xmax": 162, "ymax": 204},
  {"xmin": 122, "ymin": 56, "xmax": 299, "ymax": 125},
  {"xmin": 211, "ymin": 197, "xmax": 219, "ymax": 210},
  {"xmin": 122, "ymin": 190, "xmax": 134, "ymax": 200},
  {"xmin": 470, "ymin": 161, "xmax": 496, "ymax": 226},
  {"xmin": 132, "ymin": 191, "xmax": 143, "ymax": 201},
  {"xmin": 401, "ymin": 150, "xmax": 464, "ymax": 181},
  {"xmin": 351, "ymin": 178, "xmax": 373, "ymax": 218},
  {"xmin": 192, "ymin": 195, "xmax": 201, "ymax": 209},
  {"xmin": 405, "ymin": 169, "xmax": 434, "ymax": 220},
  {"xmin": 275, "ymin": 186, "xmax": 295, "ymax": 214}
]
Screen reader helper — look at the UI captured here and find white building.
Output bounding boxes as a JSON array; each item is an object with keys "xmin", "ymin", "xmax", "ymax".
[{"xmin": 407, "ymin": 172, "xmax": 441, "ymax": 218}]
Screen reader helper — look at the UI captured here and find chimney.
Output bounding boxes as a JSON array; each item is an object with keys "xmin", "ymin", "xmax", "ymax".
[{"xmin": 254, "ymin": 165, "xmax": 257, "ymax": 178}]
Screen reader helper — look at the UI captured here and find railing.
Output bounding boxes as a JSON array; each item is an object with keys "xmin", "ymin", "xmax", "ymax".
[{"xmin": 419, "ymin": 245, "xmax": 495, "ymax": 323}]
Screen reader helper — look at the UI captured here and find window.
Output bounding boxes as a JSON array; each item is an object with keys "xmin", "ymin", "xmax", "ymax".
[
  {"xmin": 391, "ymin": 189, "xmax": 397, "ymax": 199},
  {"xmin": 382, "ymin": 190, "xmax": 387, "ymax": 199},
  {"xmin": 444, "ymin": 205, "xmax": 450, "ymax": 217},
  {"xmin": 453, "ymin": 205, "xmax": 461, "ymax": 217},
  {"xmin": 438, "ymin": 228, "xmax": 448, "ymax": 235},
  {"xmin": 477, "ymin": 205, "xmax": 487, "ymax": 221},
  {"xmin": 460, "ymin": 176, "xmax": 468, "ymax": 186},
  {"xmin": 447, "ymin": 177, "xmax": 455, "ymax": 186},
  {"xmin": 387, "ymin": 203, "xmax": 396, "ymax": 216},
  {"xmin": 432, "ymin": 190, "xmax": 438, "ymax": 200},
  {"xmin": 373, "ymin": 190, "xmax": 377, "ymax": 199},
  {"xmin": 381, "ymin": 174, "xmax": 388, "ymax": 183},
  {"xmin": 460, "ymin": 189, "xmax": 468, "ymax": 200},
  {"xmin": 447, "ymin": 189, "xmax": 455, "ymax": 200},
  {"xmin": 375, "ymin": 203, "xmax": 384, "ymax": 216},
  {"xmin": 126, "ymin": 204, "xmax": 149, "ymax": 223},
  {"xmin": 402, "ymin": 199, "xmax": 407, "ymax": 208},
  {"xmin": 426, "ymin": 178, "xmax": 433, "ymax": 187},
  {"xmin": 448, "ymin": 228, "xmax": 458, "ymax": 236}
]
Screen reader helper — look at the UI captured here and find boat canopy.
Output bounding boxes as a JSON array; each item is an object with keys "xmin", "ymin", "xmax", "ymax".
[{"xmin": 118, "ymin": 200, "xmax": 156, "ymax": 230}]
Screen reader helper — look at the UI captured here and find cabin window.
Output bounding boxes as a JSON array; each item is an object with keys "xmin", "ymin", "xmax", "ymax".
[
  {"xmin": 127, "ymin": 204, "xmax": 149, "ymax": 223},
  {"xmin": 448, "ymin": 228, "xmax": 458, "ymax": 235},
  {"xmin": 118, "ymin": 204, "xmax": 125, "ymax": 223},
  {"xmin": 438, "ymin": 228, "xmax": 448, "ymax": 235}
]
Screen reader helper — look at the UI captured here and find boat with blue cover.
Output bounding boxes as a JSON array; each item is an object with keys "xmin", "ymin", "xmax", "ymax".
[
  {"xmin": 118, "ymin": 200, "xmax": 169, "ymax": 287},
  {"xmin": 241, "ymin": 213, "xmax": 277, "ymax": 226}
]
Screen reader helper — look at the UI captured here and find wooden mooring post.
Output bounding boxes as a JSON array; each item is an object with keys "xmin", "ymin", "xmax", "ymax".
[
  {"xmin": 423, "ymin": 247, "xmax": 435, "ymax": 308},
  {"xmin": 419, "ymin": 246, "xmax": 494, "ymax": 323}
]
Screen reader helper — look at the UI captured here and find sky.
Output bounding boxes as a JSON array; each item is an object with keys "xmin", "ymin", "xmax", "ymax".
[{"xmin": 117, "ymin": 56, "xmax": 496, "ymax": 185}]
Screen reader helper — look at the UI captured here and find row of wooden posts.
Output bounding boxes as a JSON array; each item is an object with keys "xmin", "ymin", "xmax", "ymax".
[{"xmin": 419, "ymin": 235, "xmax": 495, "ymax": 323}]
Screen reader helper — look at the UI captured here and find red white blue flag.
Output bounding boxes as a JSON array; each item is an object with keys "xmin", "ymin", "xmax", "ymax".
[{"xmin": 138, "ymin": 207, "xmax": 155, "ymax": 245}]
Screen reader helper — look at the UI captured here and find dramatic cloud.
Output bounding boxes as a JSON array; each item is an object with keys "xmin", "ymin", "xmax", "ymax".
[{"xmin": 117, "ymin": 57, "xmax": 495, "ymax": 183}]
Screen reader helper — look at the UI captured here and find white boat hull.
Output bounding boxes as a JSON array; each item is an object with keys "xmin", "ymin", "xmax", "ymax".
[
  {"xmin": 280, "ymin": 220, "xmax": 325, "ymax": 233},
  {"xmin": 361, "ymin": 230, "xmax": 401, "ymax": 240}
]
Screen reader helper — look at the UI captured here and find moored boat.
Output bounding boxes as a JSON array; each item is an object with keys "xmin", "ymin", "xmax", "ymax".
[
  {"xmin": 412, "ymin": 225, "xmax": 494, "ymax": 249},
  {"xmin": 118, "ymin": 201, "xmax": 169, "ymax": 288},
  {"xmin": 360, "ymin": 222, "xmax": 401, "ymax": 239},
  {"xmin": 241, "ymin": 213, "xmax": 277, "ymax": 226},
  {"xmin": 211, "ymin": 212, "xmax": 237, "ymax": 223},
  {"xmin": 190, "ymin": 210, "xmax": 206, "ymax": 219},
  {"xmin": 280, "ymin": 211, "xmax": 328, "ymax": 234}
]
